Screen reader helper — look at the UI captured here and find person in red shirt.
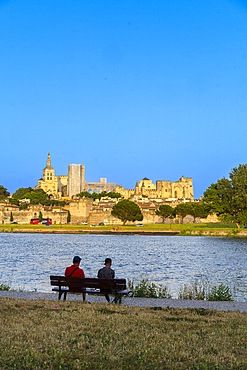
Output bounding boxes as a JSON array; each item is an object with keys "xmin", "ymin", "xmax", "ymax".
[{"xmin": 65, "ymin": 256, "xmax": 88, "ymax": 302}]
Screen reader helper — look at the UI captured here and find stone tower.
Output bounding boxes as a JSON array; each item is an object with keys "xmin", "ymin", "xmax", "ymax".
[
  {"xmin": 68, "ymin": 164, "xmax": 86, "ymax": 197},
  {"xmin": 42, "ymin": 153, "xmax": 54, "ymax": 182},
  {"xmin": 37, "ymin": 153, "xmax": 59, "ymax": 198}
]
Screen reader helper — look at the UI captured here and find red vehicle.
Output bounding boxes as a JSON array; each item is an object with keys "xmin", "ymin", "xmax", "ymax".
[{"xmin": 30, "ymin": 218, "xmax": 52, "ymax": 225}]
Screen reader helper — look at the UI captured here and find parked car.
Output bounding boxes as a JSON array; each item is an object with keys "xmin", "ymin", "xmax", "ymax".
[{"xmin": 136, "ymin": 223, "xmax": 143, "ymax": 227}]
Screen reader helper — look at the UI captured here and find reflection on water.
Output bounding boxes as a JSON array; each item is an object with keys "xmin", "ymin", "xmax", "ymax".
[{"xmin": 0, "ymin": 233, "xmax": 246, "ymax": 301}]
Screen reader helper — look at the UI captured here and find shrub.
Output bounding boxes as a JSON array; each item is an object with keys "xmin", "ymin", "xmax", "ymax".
[
  {"xmin": 128, "ymin": 278, "xmax": 171, "ymax": 298},
  {"xmin": 0, "ymin": 283, "xmax": 10, "ymax": 291},
  {"xmin": 208, "ymin": 283, "xmax": 233, "ymax": 301}
]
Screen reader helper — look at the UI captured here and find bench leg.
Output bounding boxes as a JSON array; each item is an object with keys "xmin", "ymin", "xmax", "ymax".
[
  {"xmin": 112, "ymin": 294, "xmax": 122, "ymax": 304},
  {"xmin": 58, "ymin": 291, "xmax": 67, "ymax": 300}
]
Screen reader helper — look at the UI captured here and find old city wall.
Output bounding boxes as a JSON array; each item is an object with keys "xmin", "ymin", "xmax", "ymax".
[
  {"xmin": 65, "ymin": 198, "xmax": 93, "ymax": 224},
  {"xmin": 0, "ymin": 204, "xmax": 68, "ymax": 225}
]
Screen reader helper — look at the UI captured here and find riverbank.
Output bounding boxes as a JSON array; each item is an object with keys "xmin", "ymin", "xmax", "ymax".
[{"xmin": 1, "ymin": 223, "xmax": 247, "ymax": 236}]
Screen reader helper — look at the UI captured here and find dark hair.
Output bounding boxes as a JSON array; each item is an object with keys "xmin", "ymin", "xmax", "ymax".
[
  {"xmin": 73, "ymin": 256, "xmax": 81, "ymax": 263},
  {"xmin": 104, "ymin": 258, "xmax": 112, "ymax": 265}
]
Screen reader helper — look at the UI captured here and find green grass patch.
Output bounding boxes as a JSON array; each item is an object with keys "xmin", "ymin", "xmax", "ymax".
[
  {"xmin": 0, "ymin": 298, "xmax": 246, "ymax": 369},
  {"xmin": 0, "ymin": 222, "xmax": 243, "ymax": 237}
]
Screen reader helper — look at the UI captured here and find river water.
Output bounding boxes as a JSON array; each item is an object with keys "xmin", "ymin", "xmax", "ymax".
[{"xmin": 0, "ymin": 233, "xmax": 246, "ymax": 301}]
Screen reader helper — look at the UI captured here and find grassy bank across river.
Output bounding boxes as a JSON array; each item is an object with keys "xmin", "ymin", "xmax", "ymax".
[
  {"xmin": 0, "ymin": 297, "xmax": 246, "ymax": 369},
  {"xmin": 1, "ymin": 222, "xmax": 247, "ymax": 236}
]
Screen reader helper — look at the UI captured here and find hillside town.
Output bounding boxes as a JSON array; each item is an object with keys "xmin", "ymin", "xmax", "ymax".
[{"xmin": 0, "ymin": 153, "xmax": 203, "ymax": 225}]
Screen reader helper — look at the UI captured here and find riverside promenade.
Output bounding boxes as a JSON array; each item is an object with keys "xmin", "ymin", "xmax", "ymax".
[{"xmin": 0, "ymin": 291, "xmax": 246, "ymax": 312}]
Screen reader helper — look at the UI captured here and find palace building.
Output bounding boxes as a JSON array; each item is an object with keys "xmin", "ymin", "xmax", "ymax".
[{"xmin": 115, "ymin": 176, "xmax": 194, "ymax": 200}]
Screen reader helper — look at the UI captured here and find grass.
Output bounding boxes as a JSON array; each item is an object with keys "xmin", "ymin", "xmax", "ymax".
[
  {"xmin": 0, "ymin": 298, "xmax": 246, "ymax": 369},
  {"xmin": 0, "ymin": 222, "xmax": 246, "ymax": 237}
]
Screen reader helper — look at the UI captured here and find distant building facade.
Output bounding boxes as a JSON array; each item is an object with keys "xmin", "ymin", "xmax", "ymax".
[
  {"xmin": 116, "ymin": 176, "xmax": 194, "ymax": 201},
  {"xmin": 36, "ymin": 153, "xmax": 116, "ymax": 199},
  {"xmin": 68, "ymin": 164, "xmax": 86, "ymax": 197},
  {"xmin": 37, "ymin": 153, "xmax": 63, "ymax": 198},
  {"xmin": 36, "ymin": 153, "xmax": 193, "ymax": 202}
]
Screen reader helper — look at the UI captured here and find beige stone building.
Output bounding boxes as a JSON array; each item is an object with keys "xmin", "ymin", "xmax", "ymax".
[
  {"xmin": 37, "ymin": 153, "xmax": 67, "ymax": 198},
  {"xmin": 37, "ymin": 153, "xmax": 115, "ymax": 199},
  {"xmin": 116, "ymin": 176, "xmax": 194, "ymax": 201},
  {"xmin": 68, "ymin": 164, "xmax": 86, "ymax": 197}
]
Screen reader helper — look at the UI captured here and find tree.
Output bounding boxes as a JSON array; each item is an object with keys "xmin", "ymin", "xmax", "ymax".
[
  {"xmin": 0, "ymin": 185, "xmax": 10, "ymax": 199},
  {"xmin": 203, "ymin": 178, "xmax": 233, "ymax": 215},
  {"xmin": 12, "ymin": 187, "xmax": 32, "ymax": 200},
  {"xmin": 39, "ymin": 211, "xmax": 43, "ymax": 223},
  {"xmin": 230, "ymin": 164, "xmax": 247, "ymax": 212},
  {"xmin": 10, "ymin": 212, "xmax": 13, "ymax": 222},
  {"xmin": 203, "ymin": 164, "xmax": 247, "ymax": 227},
  {"xmin": 11, "ymin": 187, "xmax": 67, "ymax": 207},
  {"xmin": 77, "ymin": 191, "xmax": 122, "ymax": 200},
  {"xmin": 67, "ymin": 210, "xmax": 71, "ymax": 224},
  {"xmin": 188, "ymin": 203, "xmax": 209, "ymax": 223},
  {"xmin": 174, "ymin": 203, "xmax": 193, "ymax": 224},
  {"xmin": 111, "ymin": 200, "xmax": 143, "ymax": 225},
  {"xmin": 156, "ymin": 205, "xmax": 174, "ymax": 223}
]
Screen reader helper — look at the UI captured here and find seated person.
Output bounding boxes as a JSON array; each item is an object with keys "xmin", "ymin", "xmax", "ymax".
[
  {"xmin": 65, "ymin": 256, "xmax": 88, "ymax": 302},
  {"xmin": 97, "ymin": 258, "xmax": 115, "ymax": 302}
]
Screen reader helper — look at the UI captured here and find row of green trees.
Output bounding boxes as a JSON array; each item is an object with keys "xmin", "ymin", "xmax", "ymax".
[
  {"xmin": 9, "ymin": 188, "xmax": 67, "ymax": 208},
  {"xmin": 111, "ymin": 200, "xmax": 209, "ymax": 225},
  {"xmin": 156, "ymin": 203, "xmax": 209, "ymax": 223},
  {"xmin": 76, "ymin": 191, "xmax": 122, "ymax": 200}
]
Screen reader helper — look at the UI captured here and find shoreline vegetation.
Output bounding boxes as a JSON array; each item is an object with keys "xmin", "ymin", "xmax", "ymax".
[{"xmin": 1, "ymin": 222, "xmax": 247, "ymax": 236}]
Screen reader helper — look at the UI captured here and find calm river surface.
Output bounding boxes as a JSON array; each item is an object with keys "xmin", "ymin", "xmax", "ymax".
[{"xmin": 0, "ymin": 233, "xmax": 246, "ymax": 301}]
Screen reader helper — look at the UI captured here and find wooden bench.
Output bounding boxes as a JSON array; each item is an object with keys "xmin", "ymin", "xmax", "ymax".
[{"xmin": 50, "ymin": 276, "xmax": 132, "ymax": 304}]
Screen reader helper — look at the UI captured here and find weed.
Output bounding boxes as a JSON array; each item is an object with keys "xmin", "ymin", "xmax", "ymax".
[
  {"xmin": 208, "ymin": 283, "xmax": 234, "ymax": 301},
  {"xmin": 0, "ymin": 283, "xmax": 10, "ymax": 291},
  {"xmin": 178, "ymin": 279, "xmax": 207, "ymax": 300},
  {"xmin": 128, "ymin": 278, "xmax": 171, "ymax": 298}
]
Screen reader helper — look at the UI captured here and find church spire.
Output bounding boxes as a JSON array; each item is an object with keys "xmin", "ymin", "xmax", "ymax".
[{"xmin": 46, "ymin": 153, "xmax": 52, "ymax": 169}]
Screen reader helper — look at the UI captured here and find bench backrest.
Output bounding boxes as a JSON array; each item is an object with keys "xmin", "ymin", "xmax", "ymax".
[{"xmin": 50, "ymin": 276, "xmax": 127, "ymax": 292}]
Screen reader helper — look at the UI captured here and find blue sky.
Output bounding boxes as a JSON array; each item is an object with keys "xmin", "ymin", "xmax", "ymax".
[{"xmin": 1, "ymin": 0, "xmax": 247, "ymax": 198}]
